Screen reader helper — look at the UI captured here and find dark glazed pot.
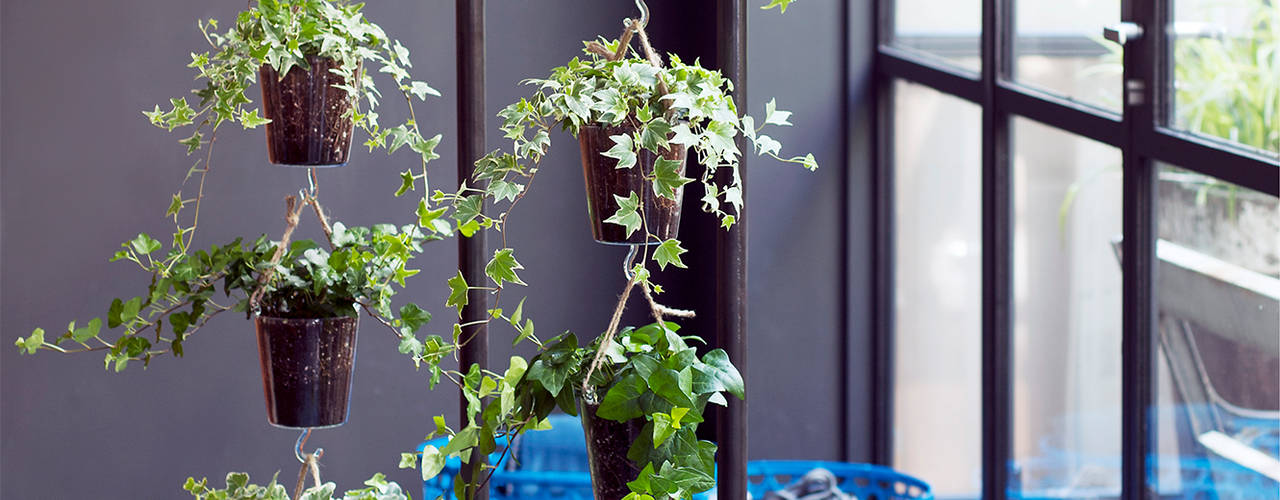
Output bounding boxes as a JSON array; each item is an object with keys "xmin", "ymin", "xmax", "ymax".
[
  {"xmin": 258, "ymin": 56, "xmax": 358, "ymax": 167},
  {"xmin": 578, "ymin": 124, "xmax": 688, "ymax": 245},
  {"xmin": 580, "ymin": 402, "xmax": 645, "ymax": 499},
  {"xmin": 254, "ymin": 315, "xmax": 358, "ymax": 428}
]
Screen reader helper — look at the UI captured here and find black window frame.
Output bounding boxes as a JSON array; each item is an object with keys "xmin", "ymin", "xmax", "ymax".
[{"xmin": 867, "ymin": 0, "xmax": 1280, "ymax": 499}]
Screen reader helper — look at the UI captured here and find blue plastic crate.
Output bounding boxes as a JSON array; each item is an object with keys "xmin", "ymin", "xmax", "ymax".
[
  {"xmin": 419, "ymin": 420, "xmax": 936, "ymax": 500},
  {"xmin": 419, "ymin": 414, "xmax": 594, "ymax": 500},
  {"xmin": 740, "ymin": 461, "xmax": 934, "ymax": 500}
]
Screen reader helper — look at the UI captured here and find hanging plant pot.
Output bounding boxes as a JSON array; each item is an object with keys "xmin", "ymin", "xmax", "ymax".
[
  {"xmin": 580, "ymin": 401, "xmax": 645, "ymax": 499},
  {"xmin": 258, "ymin": 56, "xmax": 359, "ymax": 167},
  {"xmin": 254, "ymin": 315, "xmax": 359, "ymax": 429},
  {"xmin": 578, "ymin": 124, "xmax": 688, "ymax": 245}
]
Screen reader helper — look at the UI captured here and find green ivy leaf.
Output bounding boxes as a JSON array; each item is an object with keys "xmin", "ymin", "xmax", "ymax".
[
  {"xmin": 761, "ymin": 0, "xmax": 797, "ymax": 12},
  {"xmin": 420, "ymin": 444, "xmax": 446, "ymax": 481},
  {"xmin": 484, "ymin": 248, "xmax": 526, "ymax": 286},
  {"xmin": 653, "ymin": 239, "xmax": 688, "ymax": 270},
  {"xmin": 652, "ymin": 412, "xmax": 678, "ymax": 448},
  {"xmin": 416, "ymin": 201, "xmax": 447, "ymax": 229},
  {"xmin": 399, "ymin": 303, "xmax": 432, "ymax": 332},
  {"xmin": 699, "ymin": 349, "xmax": 745, "ymax": 399},
  {"xmin": 440, "ymin": 426, "xmax": 478, "ymax": 457},
  {"xmin": 15, "ymin": 328, "xmax": 44, "ymax": 354},
  {"xmin": 107, "ymin": 298, "xmax": 124, "ymax": 328},
  {"xmin": 597, "ymin": 373, "xmax": 647, "ymax": 421},
  {"xmin": 238, "ymin": 108, "xmax": 271, "ymax": 128},
  {"xmin": 179, "ymin": 131, "xmax": 203, "ymax": 154},
  {"xmin": 651, "ymin": 158, "xmax": 692, "ymax": 200},
  {"xmin": 121, "ymin": 297, "xmax": 143, "ymax": 323},
  {"xmin": 604, "ymin": 192, "xmax": 642, "ymax": 238},
  {"xmin": 639, "ymin": 119, "xmax": 673, "ymax": 152},
  {"xmin": 166, "ymin": 194, "xmax": 186, "ymax": 218},
  {"xmin": 446, "ymin": 271, "xmax": 468, "ymax": 317},
  {"xmin": 489, "ymin": 179, "xmax": 524, "ymax": 203},
  {"xmin": 129, "ymin": 233, "xmax": 162, "ymax": 255},
  {"xmin": 395, "ymin": 170, "xmax": 415, "ymax": 197}
]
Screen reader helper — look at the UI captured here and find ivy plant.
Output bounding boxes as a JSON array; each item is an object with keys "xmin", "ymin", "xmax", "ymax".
[
  {"xmin": 15, "ymin": 0, "xmax": 452, "ymax": 371},
  {"xmin": 15, "ymin": 212, "xmax": 449, "ymax": 377},
  {"xmin": 144, "ymin": 0, "xmax": 443, "ymax": 275},
  {"xmin": 391, "ymin": 36, "xmax": 816, "ymax": 500},
  {"xmin": 184, "ymin": 472, "xmax": 408, "ymax": 500}
]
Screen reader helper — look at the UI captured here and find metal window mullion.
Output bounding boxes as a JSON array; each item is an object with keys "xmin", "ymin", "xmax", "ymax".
[
  {"xmin": 982, "ymin": 0, "xmax": 1014, "ymax": 499},
  {"xmin": 1121, "ymin": 0, "xmax": 1158, "ymax": 498},
  {"xmin": 877, "ymin": 47, "xmax": 983, "ymax": 102},
  {"xmin": 714, "ymin": 0, "xmax": 748, "ymax": 498},
  {"xmin": 455, "ymin": 1, "xmax": 489, "ymax": 499},
  {"xmin": 868, "ymin": 0, "xmax": 896, "ymax": 467},
  {"xmin": 869, "ymin": 66, "xmax": 896, "ymax": 469},
  {"xmin": 995, "ymin": 83, "xmax": 1125, "ymax": 146},
  {"xmin": 1139, "ymin": 128, "xmax": 1280, "ymax": 196}
]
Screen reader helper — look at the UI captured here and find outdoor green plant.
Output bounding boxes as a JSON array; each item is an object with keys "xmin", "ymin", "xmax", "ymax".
[
  {"xmin": 1062, "ymin": 0, "xmax": 1277, "ymax": 231},
  {"xmin": 184, "ymin": 472, "xmax": 408, "ymax": 500},
  {"xmin": 1172, "ymin": 0, "xmax": 1279, "ymax": 155},
  {"xmin": 392, "ymin": 33, "xmax": 817, "ymax": 500}
]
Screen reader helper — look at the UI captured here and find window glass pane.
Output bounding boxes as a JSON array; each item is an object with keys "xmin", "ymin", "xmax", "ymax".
[
  {"xmin": 892, "ymin": 80, "xmax": 983, "ymax": 499},
  {"xmin": 1171, "ymin": 0, "xmax": 1280, "ymax": 157},
  {"xmin": 1010, "ymin": 117, "xmax": 1123, "ymax": 498},
  {"xmin": 1151, "ymin": 163, "xmax": 1279, "ymax": 498},
  {"xmin": 1014, "ymin": 0, "xmax": 1122, "ymax": 111},
  {"xmin": 894, "ymin": 0, "xmax": 981, "ymax": 71}
]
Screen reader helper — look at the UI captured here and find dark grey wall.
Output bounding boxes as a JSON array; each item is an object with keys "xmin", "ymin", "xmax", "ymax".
[{"xmin": 1, "ymin": 1, "xmax": 868, "ymax": 497}]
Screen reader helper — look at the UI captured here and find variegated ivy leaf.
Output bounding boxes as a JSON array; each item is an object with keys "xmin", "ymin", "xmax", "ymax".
[
  {"xmin": 761, "ymin": 0, "xmax": 798, "ymax": 12},
  {"xmin": 640, "ymin": 118, "xmax": 673, "ymax": 152},
  {"xmin": 654, "ymin": 238, "xmax": 688, "ymax": 270},
  {"xmin": 602, "ymin": 134, "xmax": 637, "ymax": 170},
  {"xmin": 485, "ymin": 248, "xmax": 527, "ymax": 286},
  {"xmin": 764, "ymin": 98, "xmax": 793, "ymax": 126},
  {"xmin": 754, "ymin": 134, "xmax": 783, "ymax": 157},
  {"xmin": 604, "ymin": 192, "xmax": 643, "ymax": 237},
  {"xmin": 668, "ymin": 123, "xmax": 700, "ymax": 146}
]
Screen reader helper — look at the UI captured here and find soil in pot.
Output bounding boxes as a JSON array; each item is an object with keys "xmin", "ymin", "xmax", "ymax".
[
  {"xmin": 259, "ymin": 55, "xmax": 358, "ymax": 167},
  {"xmin": 580, "ymin": 401, "xmax": 645, "ymax": 499},
  {"xmin": 578, "ymin": 124, "xmax": 688, "ymax": 245},
  {"xmin": 254, "ymin": 315, "xmax": 358, "ymax": 428}
]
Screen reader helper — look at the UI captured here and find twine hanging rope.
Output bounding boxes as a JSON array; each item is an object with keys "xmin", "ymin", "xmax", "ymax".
[
  {"xmin": 248, "ymin": 170, "xmax": 335, "ymax": 313},
  {"xmin": 580, "ymin": 243, "xmax": 696, "ymax": 402}
]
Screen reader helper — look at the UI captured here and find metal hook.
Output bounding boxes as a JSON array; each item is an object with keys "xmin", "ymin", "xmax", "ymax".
[
  {"xmin": 625, "ymin": 0, "xmax": 650, "ymax": 30},
  {"xmin": 295, "ymin": 428, "xmax": 311, "ymax": 463},
  {"xmin": 623, "ymin": 244, "xmax": 640, "ymax": 279},
  {"xmin": 307, "ymin": 168, "xmax": 319, "ymax": 196}
]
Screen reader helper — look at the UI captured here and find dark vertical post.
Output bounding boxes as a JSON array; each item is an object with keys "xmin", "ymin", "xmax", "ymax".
[
  {"xmin": 981, "ymin": 0, "xmax": 1013, "ymax": 499},
  {"xmin": 869, "ymin": 0, "xmax": 896, "ymax": 467},
  {"xmin": 715, "ymin": 0, "xmax": 748, "ymax": 498},
  {"xmin": 1121, "ymin": 0, "xmax": 1157, "ymax": 497},
  {"xmin": 456, "ymin": 0, "xmax": 487, "ymax": 499}
]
